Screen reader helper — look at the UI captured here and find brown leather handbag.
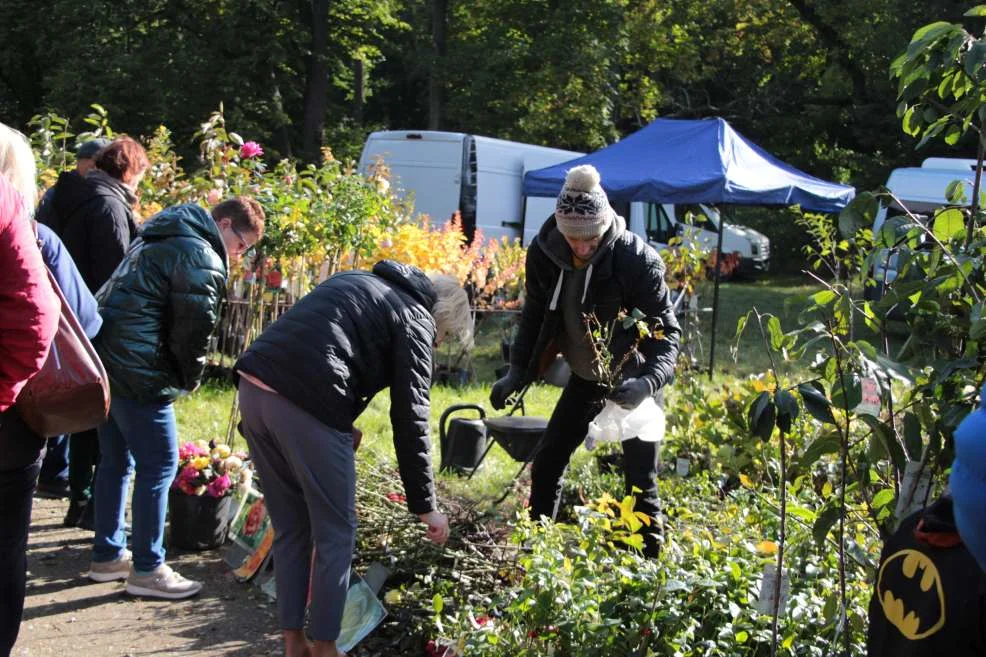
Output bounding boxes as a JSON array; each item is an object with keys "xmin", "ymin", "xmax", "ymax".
[{"xmin": 17, "ymin": 268, "xmax": 111, "ymax": 437}]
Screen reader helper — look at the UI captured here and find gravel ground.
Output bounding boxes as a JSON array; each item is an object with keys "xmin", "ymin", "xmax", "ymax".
[{"xmin": 14, "ymin": 494, "xmax": 282, "ymax": 657}]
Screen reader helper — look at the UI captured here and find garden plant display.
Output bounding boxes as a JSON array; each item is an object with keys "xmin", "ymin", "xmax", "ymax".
[{"xmin": 173, "ymin": 440, "xmax": 248, "ymax": 498}]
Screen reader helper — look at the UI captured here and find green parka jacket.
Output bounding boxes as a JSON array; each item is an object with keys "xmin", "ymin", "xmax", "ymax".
[{"xmin": 96, "ymin": 204, "xmax": 228, "ymax": 403}]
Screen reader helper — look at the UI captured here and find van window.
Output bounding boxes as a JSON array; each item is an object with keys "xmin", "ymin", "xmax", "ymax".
[
  {"xmin": 459, "ymin": 137, "xmax": 478, "ymax": 240},
  {"xmin": 646, "ymin": 203, "xmax": 675, "ymax": 244}
]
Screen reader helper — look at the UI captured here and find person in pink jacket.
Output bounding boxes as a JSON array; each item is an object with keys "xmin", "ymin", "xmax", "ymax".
[
  {"xmin": 0, "ymin": 125, "xmax": 58, "ymax": 413},
  {"xmin": 0, "ymin": 121, "xmax": 59, "ymax": 657}
]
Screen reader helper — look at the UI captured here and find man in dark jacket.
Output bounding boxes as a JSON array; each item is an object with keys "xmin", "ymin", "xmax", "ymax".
[
  {"xmin": 235, "ymin": 261, "xmax": 469, "ymax": 657},
  {"xmin": 867, "ymin": 494, "xmax": 986, "ymax": 655},
  {"xmin": 35, "ymin": 137, "xmax": 110, "ymax": 230},
  {"xmin": 490, "ymin": 164, "xmax": 680, "ymax": 557},
  {"xmin": 88, "ymin": 197, "xmax": 264, "ymax": 600},
  {"xmin": 41, "ymin": 136, "xmax": 149, "ymax": 527}
]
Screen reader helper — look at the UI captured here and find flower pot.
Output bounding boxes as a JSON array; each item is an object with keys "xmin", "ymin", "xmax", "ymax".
[{"xmin": 168, "ymin": 489, "xmax": 233, "ymax": 551}]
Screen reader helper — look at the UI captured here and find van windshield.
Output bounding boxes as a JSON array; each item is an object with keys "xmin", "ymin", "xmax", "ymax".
[{"xmin": 679, "ymin": 204, "xmax": 719, "ymax": 232}]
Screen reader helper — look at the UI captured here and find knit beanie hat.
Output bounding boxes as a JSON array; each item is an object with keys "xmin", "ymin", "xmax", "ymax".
[
  {"xmin": 950, "ymin": 383, "xmax": 986, "ymax": 571},
  {"xmin": 554, "ymin": 165, "xmax": 613, "ymax": 240}
]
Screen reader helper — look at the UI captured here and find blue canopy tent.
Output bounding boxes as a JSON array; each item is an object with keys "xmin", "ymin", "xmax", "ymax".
[
  {"xmin": 523, "ymin": 117, "xmax": 854, "ymax": 211},
  {"xmin": 522, "ymin": 117, "xmax": 855, "ymax": 376}
]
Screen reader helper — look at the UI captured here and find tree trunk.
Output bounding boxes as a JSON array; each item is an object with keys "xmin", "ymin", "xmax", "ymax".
[
  {"xmin": 301, "ymin": 0, "xmax": 330, "ymax": 163},
  {"xmin": 428, "ymin": 0, "xmax": 448, "ymax": 130},
  {"xmin": 354, "ymin": 58, "xmax": 365, "ymax": 125},
  {"xmin": 785, "ymin": 0, "xmax": 868, "ymax": 102}
]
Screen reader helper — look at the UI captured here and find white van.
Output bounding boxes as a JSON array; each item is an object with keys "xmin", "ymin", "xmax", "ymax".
[
  {"xmin": 360, "ymin": 130, "xmax": 770, "ymax": 273},
  {"xmin": 358, "ymin": 130, "xmax": 582, "ymax": 242},
  {"xmin": 869, "ymin": 158, "xmax": 978, "ymax": 294}
]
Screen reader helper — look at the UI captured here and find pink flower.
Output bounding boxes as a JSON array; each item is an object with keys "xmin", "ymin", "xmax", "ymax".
[
  {"xmin": 206, "ymin": 474, "xmax": 232, "ymax": 498},
  {"xmin": 385, "ymin": 492, "xmax": 406, "ymax": 504},
  {"xmin": 178, "ymin": 465, "xmax": 199, "ymax": 482},
  {"xmin": 206, "ymin": 188, "xmax": 223, "ymax": 206},
  {"xmin": 179, "ymin": 441, "xmax": 209, "ymax": 460},
  {"xmin": 240, "ymin": 141, "xmax": 264, "ymax": 159}
]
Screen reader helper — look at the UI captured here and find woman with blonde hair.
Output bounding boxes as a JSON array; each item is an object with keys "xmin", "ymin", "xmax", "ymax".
[
  {"xmin": 0, "ymin": 121, "xmax": 59, "ymax": 656},
  {"xmin": 235, "ymin": 261, "xmax": 470, "ymax": 657}
]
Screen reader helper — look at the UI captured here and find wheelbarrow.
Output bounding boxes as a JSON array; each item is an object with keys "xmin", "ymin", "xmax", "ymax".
[{"xmin": 439, "ymin": 386, "xmax": 550, "ymax": 479}]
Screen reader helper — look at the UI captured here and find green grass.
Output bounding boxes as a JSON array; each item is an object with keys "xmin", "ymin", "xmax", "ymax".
[{"xmin": 690, "ymin": 274, "xmax": 821, "ymax": 378}]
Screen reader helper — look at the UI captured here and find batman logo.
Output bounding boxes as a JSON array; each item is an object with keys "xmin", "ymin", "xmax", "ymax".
[{"xmin": 876, "ymin": 549, "xmax": 946, "ymax": 640}]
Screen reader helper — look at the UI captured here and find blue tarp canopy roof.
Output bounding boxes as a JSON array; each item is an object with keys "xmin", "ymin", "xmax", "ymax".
[{"xmin": 523, "ymin": 117, "xmax": 855, "ymax": 213}]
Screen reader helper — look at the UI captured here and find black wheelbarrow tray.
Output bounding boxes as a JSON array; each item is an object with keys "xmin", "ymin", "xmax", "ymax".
[{"xmin": 482, "ymin": 415, "xmax": 547, "ymax": 462}]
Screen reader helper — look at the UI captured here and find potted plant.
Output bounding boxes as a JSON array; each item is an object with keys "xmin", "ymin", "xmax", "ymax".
[{"xmin": 169, "ymin": 440, "xmax": 249, "ymax": 551}]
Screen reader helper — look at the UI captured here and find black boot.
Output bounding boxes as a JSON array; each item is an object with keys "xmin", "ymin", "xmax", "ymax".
[
  {"xmin": 63, "ymin": 499, "xmax": 88, "ymax": 527},
  {"xmin": 78, "ymin": 499, "xmax": 96, "ymax": 531}
]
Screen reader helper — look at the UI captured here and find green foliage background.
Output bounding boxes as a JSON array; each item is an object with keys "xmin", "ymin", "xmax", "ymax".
[{"xmin": 0, "ymin": 1, "xmax": 976, "ymax": 186}]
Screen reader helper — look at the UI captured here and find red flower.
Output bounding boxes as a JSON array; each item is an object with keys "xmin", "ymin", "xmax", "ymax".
[
  {"xmin": 386, "ymin": 492, "xmax": 406, "ymax": 503},
  {"xmin": 475, "ymin": 614, "xmax": 490, "ymax": 626},
  {"xmin": 424, "ymin": 639, "xmax": 456, "ymax": 657}
]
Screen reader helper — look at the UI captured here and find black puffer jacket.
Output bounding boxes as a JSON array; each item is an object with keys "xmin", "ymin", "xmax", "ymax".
[
  {"xmin": 96, "ymin": 204, "xmax": 228, "ymax": 403},
  {"xmin": 46, "ymin": 169, "xmax": 138, "ymax": 293},
  {"xmin": 235, "ymin": 260, "xmax": 438, "ymax": 514},
  {"xmin": 511, "ymin": 214, "xmax": 681, "ymax": 392}
]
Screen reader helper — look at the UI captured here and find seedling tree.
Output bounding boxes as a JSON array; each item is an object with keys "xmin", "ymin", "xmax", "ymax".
[{"xmin": 741, "ymin": 7, "xmax": 986, "ymax": 656}]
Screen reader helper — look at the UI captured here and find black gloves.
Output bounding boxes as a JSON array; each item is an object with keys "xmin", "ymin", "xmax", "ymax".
[
  {"xmin": 609, "ymin": 377, "xmax": 653, "ymax": 409},
  {"xmin": 490, "ymin": 367, "xmax": 524, "ymax": 410}
]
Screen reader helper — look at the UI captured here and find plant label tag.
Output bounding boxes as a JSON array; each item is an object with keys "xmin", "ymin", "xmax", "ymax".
[
  {"xmin": 895, "ymin": 460, "xmax": 932, "ymax": 522},
  {"xmin": 855, "ymin": 376, "xmax": 882, "ymax": 416},
  {"xmin": 757, "ymin": 564, "xmax": 789, "ymax": 616},
  {"xmin": 675, "ymin": 457, "xmax": 690, "ymax": 477}
]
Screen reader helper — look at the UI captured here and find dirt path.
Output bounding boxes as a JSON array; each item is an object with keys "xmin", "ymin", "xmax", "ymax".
[{"xmin": 15, "ymin": 495, "xmax": 282, "ymax": 657}]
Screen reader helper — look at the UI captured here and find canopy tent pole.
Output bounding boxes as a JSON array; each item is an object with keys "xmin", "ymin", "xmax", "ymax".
[{"xmin": 707, "ymin": 216, "xmax": 726, "ymax": 380}]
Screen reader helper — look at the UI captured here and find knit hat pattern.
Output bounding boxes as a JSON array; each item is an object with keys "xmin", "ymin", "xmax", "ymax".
[{"xmin": 554, "ymin": 164, "xmax": 613, "ymax": 240}]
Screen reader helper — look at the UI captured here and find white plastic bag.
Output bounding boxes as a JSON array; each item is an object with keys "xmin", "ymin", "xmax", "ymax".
[{"xmin": 585, "ymin": 397, "xmax": 665, "ymax": 450}]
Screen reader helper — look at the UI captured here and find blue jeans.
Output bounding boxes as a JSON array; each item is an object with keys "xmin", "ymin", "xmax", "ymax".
[{"xmin": 93, "ymin": 394, "xmax": 178, "ymax": 572}]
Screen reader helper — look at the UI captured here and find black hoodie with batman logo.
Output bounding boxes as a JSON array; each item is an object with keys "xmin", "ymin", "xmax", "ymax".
[{"xmin": 867, "ymin": 496, "xmax": 986, "ymax": 656}]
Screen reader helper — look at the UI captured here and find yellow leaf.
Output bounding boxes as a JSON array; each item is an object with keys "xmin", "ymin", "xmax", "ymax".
[
  {"xmin": 739, "ymin": 474, "xmax": 753, "ymax": 488},
  {"xmin": 756, "ymin": 540, "xmax": 779, "ymax": 556}
]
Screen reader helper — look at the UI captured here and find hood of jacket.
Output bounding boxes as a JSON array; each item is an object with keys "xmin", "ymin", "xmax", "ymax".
[
  {"xmin": 86, "ymin": 169, "xmax": 138, "ymax": 206},
  {"xmin": 372, "ymin": 259, "xmax": 436, "ymax": 311},
  {"xmin": 534, "ymin": 212, "xmax": 626, "ymax": 271},
  {"xmin": 140, "ymin": 203, "xmax": 228, "ymax": 264}
]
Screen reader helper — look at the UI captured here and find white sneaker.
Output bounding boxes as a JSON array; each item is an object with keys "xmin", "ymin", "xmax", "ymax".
[
  {"xmin": 125, "ymin": 564, "xmax": 202, "ymax": 600},
  {"xmin": 87, "ymin": 549, "xmax": 133, "ymax": 582}
]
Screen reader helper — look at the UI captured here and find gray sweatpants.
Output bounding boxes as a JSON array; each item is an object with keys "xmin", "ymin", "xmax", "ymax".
[{"xmin": 237, "ymin": 380, "xmax": 356, "ymax": 641}]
